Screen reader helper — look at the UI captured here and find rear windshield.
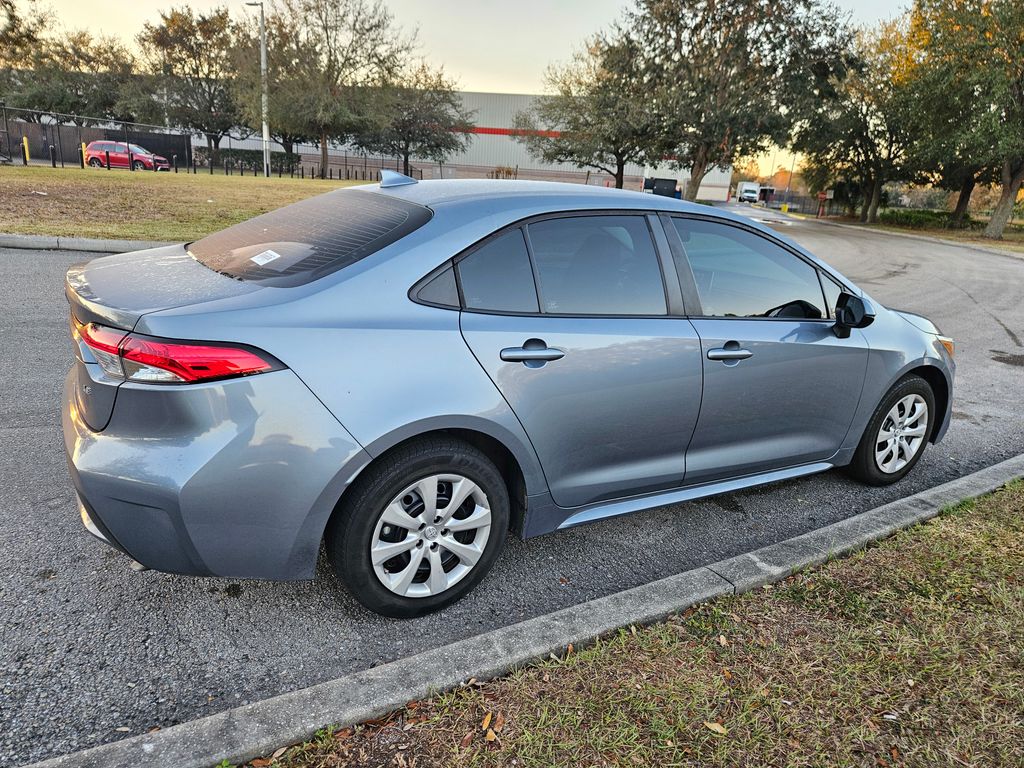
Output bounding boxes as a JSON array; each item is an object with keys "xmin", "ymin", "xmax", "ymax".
[{"xmin": 188, "ymin": 189, "xmax": 432, "ymax": 287}]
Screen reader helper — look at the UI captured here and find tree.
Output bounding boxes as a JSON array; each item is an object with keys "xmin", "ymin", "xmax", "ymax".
[
  {"xmin": 794, "ymin": 19, "xmax": 920, "ymax": 222},
  {"xmin": 513, "ymin": 33, "xmax": 659, "ymax": 189},
  {"xmin": 629, "ymin": 0, "xmax": 852, "ymax": 200},
  {"xmin": 233, "ymin": 2, "xmax": 313, "ymax": 159},
  {"xmin": 913, "ymin": 0, "xmax": 1024, "ymax": 239},
  {"xmin": 352, "ymin": 62, "xmax": 474, "ymax": 176},
  {"xmin": 8, "ymin": 31, "xmax": 135, "ymax": 121},
  {"xmin": 274, "ymin": 0, "xmax": 414, "ymax": 177},
  {"xmin": 136, "ymin": 6, "xmax": 240, "ymax": 163},
  {"xmin": 0, "ymin": 0, "xmax": 43, "ymax": 63}
]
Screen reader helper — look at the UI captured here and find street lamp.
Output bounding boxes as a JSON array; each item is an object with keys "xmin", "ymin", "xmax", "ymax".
[{"xmin": 246, "ymin": 1, "xmax": 270, "ymax": 178}]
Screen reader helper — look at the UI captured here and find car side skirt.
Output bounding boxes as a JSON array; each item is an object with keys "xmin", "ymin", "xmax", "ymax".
[{"xmin": 523, "ymin": 460, "xmax": 837, "ymax": 537}]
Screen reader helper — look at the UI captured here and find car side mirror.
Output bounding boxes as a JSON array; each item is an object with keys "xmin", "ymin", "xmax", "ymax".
[{"xmin": 833, "ymin": 292, "xmax": 875, "ymax": 338}]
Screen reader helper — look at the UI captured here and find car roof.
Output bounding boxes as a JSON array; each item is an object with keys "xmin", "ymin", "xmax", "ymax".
[{"xmin": 361, "ymin": 178, "xmax": 759, "ymax": 229}]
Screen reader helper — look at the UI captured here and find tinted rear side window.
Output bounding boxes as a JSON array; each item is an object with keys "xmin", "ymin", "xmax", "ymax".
[
  {"xmin": 188, "ymin": 190, "xmax": 432, "ymax": 287},
  {"xmin": 457, "ymin": 229, "xmax": 539, "ymax": 313},
  {"xmin": 527, "ymin": 215, "xmax": 666, "ymax": 315}
]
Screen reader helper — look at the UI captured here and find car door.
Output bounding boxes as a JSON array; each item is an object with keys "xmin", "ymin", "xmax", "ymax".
[
  {"xmin": 666, "ymin": 215, "xmax": 870, "ymax": 484},
  {"xmin": 108, "ymin": 142, "xmax": 129, "ymax": 168},
  {"xmin": 458, "ymin": 214, "xmax": 704, "ymax": 508}
]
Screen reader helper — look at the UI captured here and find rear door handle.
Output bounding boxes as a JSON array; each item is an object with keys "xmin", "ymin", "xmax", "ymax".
[
  {"xmin": 707, "ymin": 344, "xmax": 753, "ymax": 361},
  {"xmin": 500, "ymin": 339, "xmax": 565, "ymax": 365}
]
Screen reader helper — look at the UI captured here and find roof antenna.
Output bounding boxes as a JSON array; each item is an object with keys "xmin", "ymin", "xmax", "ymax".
[{"xmin": 379, "ymin": 170, "xmax": 418, "ymax": 188}]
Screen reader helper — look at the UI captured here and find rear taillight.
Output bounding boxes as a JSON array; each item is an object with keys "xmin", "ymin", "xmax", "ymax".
[{"xmin": 76, "ymin": 320, "xmax": 279, "ymax": 384}]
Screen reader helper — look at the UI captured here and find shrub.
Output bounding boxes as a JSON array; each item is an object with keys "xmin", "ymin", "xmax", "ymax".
[{"xmin": 878, "ymin": 208, "xmax": 974, "ymax": 230}]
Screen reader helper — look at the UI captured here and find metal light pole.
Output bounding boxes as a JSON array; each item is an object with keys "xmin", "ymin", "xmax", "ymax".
[{"xmin": 247, "ymin": 1, "xmax": 270, "ymax": 177}]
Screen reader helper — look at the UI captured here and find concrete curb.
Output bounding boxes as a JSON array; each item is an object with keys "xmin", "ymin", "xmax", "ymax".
[
  {"xmin": 789, "ymin": 216, "xmax": 1023, "ymax": 262},
  {"xmin": 23, "ymin": 453, "xmax": 1024, "ymax": 768},
  {"xmin": 0, "ymin": 233, "xmax": 174, "ymax": 253}
]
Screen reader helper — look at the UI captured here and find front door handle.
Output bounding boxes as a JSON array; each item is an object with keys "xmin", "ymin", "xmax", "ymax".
[
  {"xmin": 707, "ymin": 342, "xmax": 753, "ymax": 361},
  {"xmin": 500, "ymin": 338, "xmax": 565, "ymax": 366}
]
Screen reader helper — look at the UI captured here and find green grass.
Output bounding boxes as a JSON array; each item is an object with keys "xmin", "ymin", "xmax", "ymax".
[
  {"xmin": 237, "ymin": 480, "xmax": 1024, "ymax": 768},
  {"xmin": 0, "ymin": 165, "xmax": 365, "ymax": 242}
]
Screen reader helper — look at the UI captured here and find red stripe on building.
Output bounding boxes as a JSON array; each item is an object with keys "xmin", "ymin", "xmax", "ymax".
[{"xmin": 469, "ymin": 126, "xmax": 562, "ymax": 138}]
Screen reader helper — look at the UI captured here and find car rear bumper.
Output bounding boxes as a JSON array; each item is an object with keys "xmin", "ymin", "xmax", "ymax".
[{"xmin": 62, "ymin": 367, "xmax": 372, "ymax": 580}]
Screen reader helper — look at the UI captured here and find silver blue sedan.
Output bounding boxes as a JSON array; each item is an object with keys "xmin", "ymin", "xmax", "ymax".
[{"xmin": 62, "ymin": 174, "xmax": 955, "ymax": 617}]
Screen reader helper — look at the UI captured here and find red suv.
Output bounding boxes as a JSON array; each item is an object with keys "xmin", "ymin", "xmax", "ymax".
[{"xmin": 85, "ymin": 141, "xmax": 170, "ymax": 171}]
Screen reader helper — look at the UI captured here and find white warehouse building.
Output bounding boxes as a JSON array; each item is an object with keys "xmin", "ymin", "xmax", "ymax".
[{"xmin": 433, "ymin": 92, "xmax": 732, "ymax": 201}]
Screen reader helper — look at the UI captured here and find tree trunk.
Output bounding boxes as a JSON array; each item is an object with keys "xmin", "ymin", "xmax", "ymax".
[
  {"xmin": 402, "ymin": 150, "xmax": 410, "ymax": 176},
  {"xmin": 949, "ymin": 174, "xmax": 975, "ymax": 228},
  {"xmin": 614, "ymin": 159, "xmax": 625, "ymax": 190},
  {"xmin": 983, "ymin": 160, "xmax": 1024, "ymax": 240},
  {"xmin": 859, "ymin": 179, "xmax": 872, "ymax": 222},
  {"xmin": 208, "ymin": 135, "xmax": 221, "ymax": 166},
  {"xmin": 866, "ymin": 176, "xmax": 884, "ymax": 223},
  {"xmin": 319, "ymin": 131, "xmax": 328, "ymax": 179},
  {"xmin": 684, "ymin": 147, "xmax": 709, "ymax": 201}
]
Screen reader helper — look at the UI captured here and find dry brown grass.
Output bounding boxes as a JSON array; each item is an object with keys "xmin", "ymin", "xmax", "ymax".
[{"xmin": 0, "ymin": 165, "xmax": 365, "ymax": 242}]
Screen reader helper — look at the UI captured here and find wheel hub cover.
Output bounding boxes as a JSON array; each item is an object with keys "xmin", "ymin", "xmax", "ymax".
[{"xmin": 424, "ymin": 526, "xmax": 439, "ymax": 541}]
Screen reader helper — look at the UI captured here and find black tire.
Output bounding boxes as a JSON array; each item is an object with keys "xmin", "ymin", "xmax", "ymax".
[
  {"xmin": 846, "ymin": 374, "xmax": 935, "ymax": 486},
  {"xmin": 326, "ymin": 437, "xmax": 509, "ymax": 618},
  {"xmin": 132, "ymin": 160, "xmax": 146, "ymax": 171},
  {"xmin": 88, "ymin": 158, "xmax": 103, "ymax": 168}
]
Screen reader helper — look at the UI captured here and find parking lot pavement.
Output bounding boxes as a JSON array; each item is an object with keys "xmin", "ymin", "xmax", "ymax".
[{"xmin": 2, "ymin": 224, "xmax": 1023, "ymax": 765}]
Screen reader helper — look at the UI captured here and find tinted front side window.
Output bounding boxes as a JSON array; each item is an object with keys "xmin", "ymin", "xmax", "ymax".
[
  {"xmin": 673, "ymin": 219, "xmax": 825, "ymax": 319},
  {"xmin": 189, "ymin": 189, "xmax": 432, "ymax": 287},
  {"xmin": 527, "ymin": 216, "xmax": 666, "ymax": 315},
  {"xmin": 457, "ymin": 229, "xmax": 539, "ymax": 313}
]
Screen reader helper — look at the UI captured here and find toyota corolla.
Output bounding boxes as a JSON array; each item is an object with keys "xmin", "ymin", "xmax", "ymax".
[{"xmin": 62, "ymin": 174, "xmax": 955, "ymax": 617}]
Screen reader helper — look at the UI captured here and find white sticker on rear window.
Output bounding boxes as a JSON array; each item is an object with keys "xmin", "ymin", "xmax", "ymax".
[{"xmin": 250, "ymin": 249, "xmax": 282, "ymax": 266}]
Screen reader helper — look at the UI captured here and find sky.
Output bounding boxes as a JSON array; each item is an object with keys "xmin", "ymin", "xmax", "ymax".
[
  {"xmin": 47, "ymin": 0, "xmax": 899, "ymax": 94},
  {"xmin": 44, "ymin": 0, "xmax": 900, "ymax": 176}
]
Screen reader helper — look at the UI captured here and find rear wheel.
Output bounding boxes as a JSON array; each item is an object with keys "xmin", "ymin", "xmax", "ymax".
[
  {"xmin": 846, "ymin": 375, "xmax": 934, "ymax": 486},
  {"xmin": 326, "ymin": 437, "xmax": 509, "ymax": 618}
]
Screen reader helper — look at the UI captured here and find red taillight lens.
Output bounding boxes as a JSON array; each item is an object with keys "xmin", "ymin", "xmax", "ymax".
[
  {"xmin": 120, "ymin": 336, "xmax": 276, "ymax": 383},
  {"xmin": 75, "ymin": 319, "xmax": 278, "ymax": 384},
  {"xmin": 78, "ymin": 323, "xmax": 125, "ymax": 355}
]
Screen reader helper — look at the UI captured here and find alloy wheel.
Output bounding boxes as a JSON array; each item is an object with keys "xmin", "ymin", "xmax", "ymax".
[
  {"xmin": 369, "ymin": 474, "xmax": 492, "ymax": 598},
  {"xmin": 874, "ymin": 394, "xmax": 928, "ymax": 473}
]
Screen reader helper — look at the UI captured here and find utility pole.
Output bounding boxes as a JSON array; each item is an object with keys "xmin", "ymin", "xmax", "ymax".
[{"xmin": 247, "ymin": 1, "xmax": 271, "ymax": 177}]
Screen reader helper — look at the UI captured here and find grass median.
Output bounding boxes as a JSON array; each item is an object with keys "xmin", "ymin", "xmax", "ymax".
[
  {"xmin": 1, "ymin": 165, "xmax": 365, "ymax": 242},
  {"xmin": 237, "ymin": 480, "xmax": 1024, "ymax": 768}
]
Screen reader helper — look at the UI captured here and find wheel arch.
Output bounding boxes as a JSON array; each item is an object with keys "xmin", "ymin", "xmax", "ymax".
[
  {"xmin": 907, "ymin": 364, "xmax": 949, "ymax": 442},
  {"xmin": 327, "ymin": 419, "xmax": 544, "ymax": 541}
]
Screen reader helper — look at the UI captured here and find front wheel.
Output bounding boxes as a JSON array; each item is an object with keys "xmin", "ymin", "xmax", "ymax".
[
  {"xmin": 326, "ymin": 437, "xmax": 509, "ymax": 618},
  {"xmin": 132, "ymin": 160, "xmax": 146, "ymax": 171},
  {"xmin": 846, "ymin": 375, "xmax": 934, "ymax": 486},
  {"xmin": 88, "ymin": 157, "xmax": 103, "ymax": 168}
]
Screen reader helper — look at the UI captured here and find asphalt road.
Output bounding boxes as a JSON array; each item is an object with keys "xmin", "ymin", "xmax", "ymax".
[{"xmin": 3, "ymin": 216, "xmax": 1023, "ymax": 766}]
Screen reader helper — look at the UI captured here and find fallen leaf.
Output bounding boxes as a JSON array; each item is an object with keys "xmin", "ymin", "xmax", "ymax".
[
  {"xmin": 250, "ymin": 759, "xmax": 272, "ymax": 767},
  {"xmin": 271, "ymin": 747, "xmax": 287, "ymax": 759},
  {"xmin": 718, "ymin": 634, "xmax": 728, "ymax": 647},
  {"xmin": 493, "ymin": 712, "xmax": 506, "ymax": 732},
  {"xmin": 542, "ymin": 672, "xmax": 550, "ymax": 683},
  {"xmin": 147, "ymin": 726, "xmax": 161, "ymax": 734},
  {"xmin": 460, "ymin": 731, "xmax": 474, "ymax": 748},
  {"xmin": 114, "ymin": 727, "xmax": 130, "ymax": 733},
  {"xmin": 703, "ymin": 721, "xmax": 728, "ymax": 736},
  {"xmin": 481, "ymin": 712, "xmax": 492, "ymax": 730},
  {"xmin": 485, "ymin": 728, "xmax": 497, "ymax": 742},
  {"xmin": 722, "ymin": 668, "xmax": 733, "ymax": 681},
  {"xmin": 567, "ymin": 643, "xmax": 574, "ymax": 655}
]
